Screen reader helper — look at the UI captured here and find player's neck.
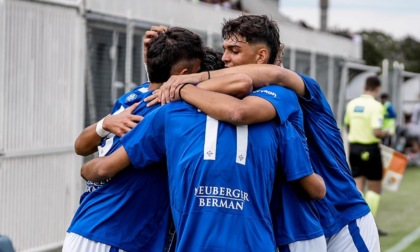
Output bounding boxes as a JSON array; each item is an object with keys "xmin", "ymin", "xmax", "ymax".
[
  {"xmin": 149, "ymin": 82, "xmax": 162, "ymax": 90},
  {"xmin": 364, "ymin": 90, "xmax": 377, "ymax": 97}
]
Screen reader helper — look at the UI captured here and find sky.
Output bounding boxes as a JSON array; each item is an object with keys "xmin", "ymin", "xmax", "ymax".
[{"xmin": 279, "ymin": 0, "xmax": 420, "ymax": 40}]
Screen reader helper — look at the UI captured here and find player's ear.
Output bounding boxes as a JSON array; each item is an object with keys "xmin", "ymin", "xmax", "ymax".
[
  {"xmin": 256, "ymin": 48, "xmax": 269, "ymax": 64},
  {"xmin": 179, "ymin": 68, "xmax": 189, "ymax": 75}
]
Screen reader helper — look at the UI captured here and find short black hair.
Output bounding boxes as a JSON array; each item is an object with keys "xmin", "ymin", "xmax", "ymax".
[
  {"xmin": 222, "ymin": 15, "xmax": 280, "ymax": 64},
  {"xmin": 365, "ymin": 76, "xmax": 381, "ymax": 91},
  {"xmin": 200, "ymin": 47, "xmax": 224, "ymax": 71},
  {"xmin": 146, "ymin": 27, "xmax": 205, "ymax": 83},
  {"xmin": 380, "ymin": 93, "xmax": 389, "ymax": 100}
]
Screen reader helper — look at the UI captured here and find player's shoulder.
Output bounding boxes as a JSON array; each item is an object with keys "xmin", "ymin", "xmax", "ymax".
[
  {"xmin": 255, "ymin": 85, "xmax": 297, "ymax": 100},
  {"xmin": 298, "ymin": 73, "xmax": 320, "ymax": 89},
  {"xmin": 372, "ymin": 100, "xmax": 384, "ymax": 111},
  {"xmin": 119, "ymin": 83, "xmax": 152, "ymax": 104},
  {"xmin": 349, "ymin": 95, "xmax": 364, "ymax": 104}
]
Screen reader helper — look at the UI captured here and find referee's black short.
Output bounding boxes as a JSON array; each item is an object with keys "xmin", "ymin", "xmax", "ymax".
[{"xmin": 349, "ymin": 143, "xmax": 383, "ymax": 181}]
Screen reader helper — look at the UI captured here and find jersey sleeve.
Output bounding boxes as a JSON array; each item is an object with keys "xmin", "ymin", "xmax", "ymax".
[
  {"xmin": 249, "ymin": 85, "xmax": 300, "ymax": 123},
  {"xmin": 386, "ymin": 104, "xmax": 397, "ymax": 118},
  {"xmin": 120, "ymin": 106, "xmax": 166, "ymax": 169},
  {"xmin": 296, "ymin": 73, "xmax": 336, "ymax": 118},
  {"xmin": 250, "ymin": 85, "xmax": 313, "ymax": 181},
  {"xmin": 296, "ymin": 74, "xmax": 323, "ymax": 106},
  {"xmin": 278, "ymin": 121, "xmax": 313, "ymax": 181},
  {"xmin": 343, "ymin": 103, "xmax": 350, "ymax": 126},
  {"xmin": 371, "ymin": 104, "xmax": 384, "ymax": 129}
]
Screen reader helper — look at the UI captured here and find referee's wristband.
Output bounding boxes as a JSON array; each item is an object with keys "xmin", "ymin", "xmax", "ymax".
[{"xmin": 96, "ymin": 117, "xmax": 111, "ymax": 138}]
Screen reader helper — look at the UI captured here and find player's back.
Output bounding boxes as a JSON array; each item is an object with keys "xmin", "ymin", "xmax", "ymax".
[
  {"xmin": 163, "ymin": 101, "xmax": 279, "ymax": 251},
  {"xmin": 297, "ymin": 74, "xmax": 370, "ymax": 237},
  {"xmin": 69, "ymin": 83, "xmax": 171, "ymax": 251}
]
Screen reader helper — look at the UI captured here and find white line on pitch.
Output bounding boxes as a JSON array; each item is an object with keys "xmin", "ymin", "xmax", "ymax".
[{"xmin": 385, "ymin": 225, "xmax": 420, "ymax": 252}]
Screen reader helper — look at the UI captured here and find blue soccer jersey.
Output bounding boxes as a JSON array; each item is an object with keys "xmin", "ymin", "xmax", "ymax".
[
  {"xmin": 250, "ymin": 85, "xmax": 324, "ymax": 245},
  {"xmin": 67, "ymin": 83, "xmax": 171, "ymax": 252},
  {"xmin": 298, "ymin": 74, "xmax": 370, "ymax": 237},
  {"xmin": 121, "ymin": 100, "xmax": 289, "ymax": 251}
]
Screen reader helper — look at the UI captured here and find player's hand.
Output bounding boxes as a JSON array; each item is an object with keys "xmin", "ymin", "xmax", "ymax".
[
  {"xmin": 102, "ymin": 103, "xmax": 144, "ymax": 137},
  {"xmin": 143, "ymin": 25, "xmax": 167, "ymax": 62},
  {"xmin": 144, "ymin": 90, "xmax": 161, "ymax": 107},
  {"xmin": 159, "ymin": 74, "xmax": 201, "ymax": 104}
]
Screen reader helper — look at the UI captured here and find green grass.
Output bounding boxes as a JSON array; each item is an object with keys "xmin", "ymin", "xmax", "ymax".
[{"xmin": 377, "ymin": 166, "xmax": 420, "ymax": 251}]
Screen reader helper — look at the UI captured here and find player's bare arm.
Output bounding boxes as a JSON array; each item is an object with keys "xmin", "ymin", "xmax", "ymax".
[
  {"xmin": 210, "ymin": 64, "xmax": 306, "ymax": 96},
  {"xmin": 145, "ymin": 73, "xmax": 253, "ymax": 106},
  {"xmin": 159, "ymin": 64, "xmax": 306, "ymax": 101},
  {"xmin": 297, "ymin": 173, "xmax": 326, "ymax": 200},
  {"xmin": 179, "ymin": 84, "xmax": 277, "ymax": 125},
  {"xmin": 373, "ymin": 128, "xmax": 391, "ymax": 139},
  {"xmin": 101, "ymin": 103, "xmax": 144, "ymax": 137},
  {"xmin": 74, "ymin": 102, "xmax": 143, "ymax": 156},
  {"xmin": 74, "ymin": 123, "xmax": 103, "ymax": 156},
  {"xmin": 81, "ymin": 147, "xmax": 130, "ymax": 182}
]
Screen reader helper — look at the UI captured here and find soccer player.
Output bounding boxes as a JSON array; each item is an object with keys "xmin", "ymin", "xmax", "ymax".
[
  {"xmin": 63, "ymin": 27, "xmax": 208, "ymax": 252},
  {"xmin": 146, "ymin": 16, "xmax": 327, "ymax": 251},
  {"xmin": 156, "ymin": 15, "xmax": 380, "ymax": 251},
  {"xmin": 80, "ymin": 77, "xmax": 325, "ymax": 252}
]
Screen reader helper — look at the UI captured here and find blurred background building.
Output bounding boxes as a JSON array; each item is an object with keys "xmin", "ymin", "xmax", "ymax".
[{"xmin": 0, "ymin": 0, "xmax": 419, "ymax": 251}]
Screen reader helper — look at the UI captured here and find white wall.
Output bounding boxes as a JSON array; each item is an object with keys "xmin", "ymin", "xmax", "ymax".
[{"xmin": 0, "ymin": 0, "xmax": 86, "ymax": 250}]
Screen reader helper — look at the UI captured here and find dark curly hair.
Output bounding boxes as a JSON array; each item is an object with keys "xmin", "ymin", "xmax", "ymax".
[
  {"xmin": 200, "ymin": 47, "xmax": 224, "ymax": 71},
  {"xmin": 222, "ymin": 15, "xmax": 280, "ymax": 64}
]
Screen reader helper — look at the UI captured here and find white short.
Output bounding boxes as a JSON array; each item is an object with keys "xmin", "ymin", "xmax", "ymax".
[
  {"xmin": 278, "ymin": 235, "xmax": 327, "ymax": 252},
  {"xmin": 62, "ymin": 232, "xmax": 125, "ymax": 252},
  {"xmin": 326, "ymin": 212, "xmax": 380, "ymax": 252}
]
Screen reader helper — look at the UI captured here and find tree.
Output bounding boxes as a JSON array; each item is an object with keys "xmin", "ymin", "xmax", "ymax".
[
  {"xmin": 326, "ymin": 26, "xmax": 420, "ymax": 73},
  {"xmin": 359, "ymin": 30, "xmax": 420, "ymax": 73},
  {"xmin": 400, "ymin": 36, "xmax": 420, "ymax": 72}
]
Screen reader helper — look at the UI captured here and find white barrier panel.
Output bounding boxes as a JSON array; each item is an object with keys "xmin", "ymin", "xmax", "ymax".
[{"xmin": 0, "ymin": 0, "xmax": 86, "ymax": 250}]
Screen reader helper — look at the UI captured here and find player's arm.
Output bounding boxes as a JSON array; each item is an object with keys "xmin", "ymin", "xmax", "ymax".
[
  {"xmin": 145, "ymin": 73, "xmax": 253, "ymax": 107},
  {"xmin": 179, "ymin": 84, "xmax": 277, "ymax": 125},
  {"xmin": 373, "ymin": 128, "xmax": 391, "ymax": 139},
  {"xmin": 372, "ymin": 105, "xmax": 391, "ymax": 138},
  {"xmin": 278, "ymin": 108, "xmax": 325, "ymax": 199},
  {"xmin": 193, "ymin": 73, "xmax": 253, "ymax": 98},
  {"xmin": 74, "ymin": 123, "xmax": 103, "ymax": 156},
  {"xmin": 343, "ymin": 105, "xmax": 350, "ymax": 133},
  {"xmin": 74, "ymin": 103, "xmax": 143, "ymax": 156},
  {"xmin": 81, "ymin": 146, "xmax": 130, "ymax": 182},
  {"xmin": 209, "ymin": 64, "xmax": 306, "ymax": 96},
  {"xmin": 386, "ymin": 104, "xmax": 397, "ymax": 118},
  {"xmin": 296, "ymin": 173, "xmax": 326, "ymax": 200},
  {"xmin": 81, "ymin": 106, "xmax": 165, "ymax": 181},
  {"xmin": 158, "ymin": 64, "xmax": 306, "ymax": 104}
]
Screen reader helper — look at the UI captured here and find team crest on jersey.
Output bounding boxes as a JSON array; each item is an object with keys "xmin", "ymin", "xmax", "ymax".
[
  {"xmin": 138, "ymin": 87, "xmax": 149, "ymax": 93},
  {"xmin": 126, "ymin": 93, "xmax": 137, "ymax": 102}
]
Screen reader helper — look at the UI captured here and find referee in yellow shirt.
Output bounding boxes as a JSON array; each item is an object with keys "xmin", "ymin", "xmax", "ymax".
[{"xmin": 344, "ymin": 76, "xmax": 391, "ymax": 236}]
